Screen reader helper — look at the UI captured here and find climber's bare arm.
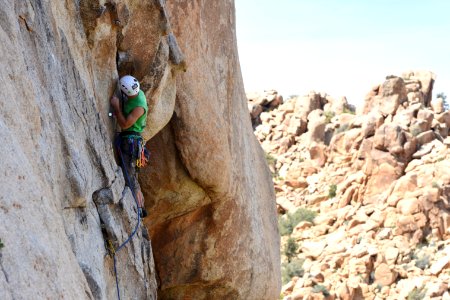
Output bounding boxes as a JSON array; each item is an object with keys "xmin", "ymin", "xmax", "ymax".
[{"xmin": 110, "ymin": 96, "xmax": 144, "ymax": 130}]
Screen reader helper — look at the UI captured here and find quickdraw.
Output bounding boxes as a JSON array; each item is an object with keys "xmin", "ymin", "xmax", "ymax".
[
  {"xmin": 136, "ymin": 138, "xmax": 150, "ymax": 168},
  {"xmin": 136, "ymin": 146, "xmax": 148, "ymax": 167}
]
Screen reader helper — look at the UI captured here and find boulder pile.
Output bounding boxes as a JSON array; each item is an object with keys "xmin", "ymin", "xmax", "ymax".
[
  {"xmin": 248, "ymin": 89, "xmax": 284, "ymax": 127},
  {"xmin": 250, "ymin": 70, "xmax": 450, "ymax": 299}
]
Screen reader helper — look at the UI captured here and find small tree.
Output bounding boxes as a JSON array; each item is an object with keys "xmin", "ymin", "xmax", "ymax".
[
  {"xmin": 437, "ymin": 92, "xmax": 447, "ymax": 100},
  {"xmin": 328, "ymin": 184, "xmax": 337, "ymax": 198},
  {"xmin": 437, "ymin": 92, "xmax": 449, "ymax": 111}
]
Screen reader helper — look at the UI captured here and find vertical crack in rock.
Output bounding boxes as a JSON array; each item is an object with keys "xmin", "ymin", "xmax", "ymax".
[
  {"xmin": 79, "ymin": 0, "xmax": 102, "ymax": 48},
  {"xmin": 0, "ymin": 258, "xmax": 10, "ymax": 284},
  {"xmin": 91, "ymin": 168, "xmax": 157, "ymax": 299},
  {"xmin": 0, "ymin": 254, "xmax": 12, "ymax": 299}
]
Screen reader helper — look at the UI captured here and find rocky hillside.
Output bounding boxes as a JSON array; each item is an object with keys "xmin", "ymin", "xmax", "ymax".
[
  {"xmin": 0, "ymin": 1, "xmax": 280, "ymax": 299},
  {"xmin": 249, "ymin": 71, "xmax": 450, "ymax": 299}
]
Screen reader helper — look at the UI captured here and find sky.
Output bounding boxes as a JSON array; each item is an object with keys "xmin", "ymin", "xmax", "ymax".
[{"xmin": 235, "ymin": 0, "xmax": 450, "ymax": 107}]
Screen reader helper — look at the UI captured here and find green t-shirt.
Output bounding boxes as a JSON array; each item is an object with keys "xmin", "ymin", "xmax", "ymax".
[{"xmin": 123, "ymin": 90, "xmax": 148, "ymax": 133}]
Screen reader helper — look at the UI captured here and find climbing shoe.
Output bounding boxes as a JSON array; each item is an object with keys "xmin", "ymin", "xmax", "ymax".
[{"xmin": 140, "ymin": 208, "xmax": 148, "ymax": 218}]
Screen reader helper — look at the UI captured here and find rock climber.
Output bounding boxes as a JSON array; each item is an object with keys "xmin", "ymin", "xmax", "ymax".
[{"xmin": 110, "ymin": 75, "xmax": 149, "ymax": 218}]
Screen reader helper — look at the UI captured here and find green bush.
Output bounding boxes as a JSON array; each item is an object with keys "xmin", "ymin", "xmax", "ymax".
[
  {"xmin": 0, "ymin": 239, "xmax": 4, "ymax": 250},
  {"xmin": 324, "ymin": 111, "xmax": 335, "ymax": 124},
  {"xmin": 278, "ymin": 208, "xmax": 317, "ymax": 236},
  {"xmin": 328, "ymin": 184, "xmax": 337, "ymax": 198},
  {"xmin": 407, "ymin": 285, "xmax": 426, "ymax": 300},
  {"xmin": 265, "ymin": 152, "xmax": 276, "ymax": 166},
  {"xmin": 281, "ymin": 258, "xmax": 304, "ymax": 284},
  {"xmin": 312, "ymin": 284, "xmax": 330, "ymax": 297},
  {"xmin": 292, "ymin": 208, "xmax": 317, "ymax": 223},
  {"xmin": 415, "ymin": 255, "xmax": 430, "ymax": 270},
  {"xmin": 278, "ymin": 216, "xmax": 294, "ymax": 236},
  {"xmin": 283, "ymin": 237, "xmax": 298, "ymax": 262},
  {"xmin": 437, "ymin": 92, "xmax": 447, "ymax": 100},
  {"xmin": 437, "ymin": 92, "xmax": 449, "ymax": 111}
]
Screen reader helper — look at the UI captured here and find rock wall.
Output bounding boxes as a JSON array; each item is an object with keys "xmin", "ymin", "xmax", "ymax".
[
  {"xmin": 140, "ymin": 1, "xmax": 281, "ymax": 299},
  {"xmin": 0, "ymin": 0, "xmax": 280, "ymax": 299}
]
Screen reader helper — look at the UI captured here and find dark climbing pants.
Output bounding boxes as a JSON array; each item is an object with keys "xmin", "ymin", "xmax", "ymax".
[{"xmin": 115, "ymin": 134, "xmax": 141, "ymax": 198}]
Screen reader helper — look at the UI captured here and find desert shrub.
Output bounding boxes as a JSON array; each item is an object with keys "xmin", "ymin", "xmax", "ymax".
[
  {"xmin": 343, "ymin": 107, "xmax": 355, "ymax": 115},
  {"xmin": 0, "ymin": 239, "xmax": 3, "ymax": 250},
  {"xmin": 278, "ymin": 216, "xmax": 292, "ymax": 236},
  {"xmin": 328, "ymin": 184, "xmax": 337, "ymax": 198},
  {"xmin": 312, "ymin": 284, "xmax": 330, "ymax": 297},
  {"xmin": 437, "ymin": 92, "xmax": 447, "ymax": 100},
  {"xmin": 407, "ymin": 285, "xmax": 426, "ymax": 300},
  {"xmin": 292, "ymin": 208, "xmax": 317, "ymax": 224},
  {"xmin": 414, "ymin": 255, "xmax": 430, "ymax": 270},
  {"xmin": 281, "ymin": 258, "xmax": 304, "ymax": 284},
  {"xmin": 278, "ymin": 208, "xmax": 318, "ymax": 236},
  {"xmin": 283, "ymin": 237, "xmax": 298, "ymax": 262},
  {"xmin": 324, "ymin": 111, "xmax": 335, "ymax": 124},
  {"xmin": 265, "ymin": 152, "xmax": 276, "ymax": 165}
]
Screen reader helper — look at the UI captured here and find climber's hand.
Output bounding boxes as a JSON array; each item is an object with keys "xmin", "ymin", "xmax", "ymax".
[
  {"xmin": 137, "ymin": 190, "xmax": 144, "ymax": 207},
  {"xmin": 110, "ymin": 96, "xmax": 120, "ymax": 111}
]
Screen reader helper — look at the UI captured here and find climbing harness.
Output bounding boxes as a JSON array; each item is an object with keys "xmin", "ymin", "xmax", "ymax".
[
  {"xmin": 117, "ymin": 133, "xmax": 150, "ymax": 169},
  {"xmin": 108, "ymin": 134, "xmax": 146, "ymax": 300}
]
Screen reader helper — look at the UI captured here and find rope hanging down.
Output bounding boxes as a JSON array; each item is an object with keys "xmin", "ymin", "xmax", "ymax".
[{"xmin": 111, "ymin": 137, "xmax": 142, "ymax": 300}]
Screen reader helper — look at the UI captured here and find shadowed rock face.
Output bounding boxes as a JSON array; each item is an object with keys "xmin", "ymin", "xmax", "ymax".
[
  {"xmin": 0, "ymin": 0, "xmax": 280, "ymax": 299},
  {"xmin": 140, "ymin": 1, "xmax": 281, "ymax": 299}
]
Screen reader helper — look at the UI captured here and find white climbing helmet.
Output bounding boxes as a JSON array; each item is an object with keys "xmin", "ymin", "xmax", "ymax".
[{"xmin": 119, "ymin": 75, "xmax": 140, "ymax": 96}]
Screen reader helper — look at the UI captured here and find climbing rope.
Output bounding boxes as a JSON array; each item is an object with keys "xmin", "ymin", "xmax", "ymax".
[{"xmin": 111, "ymin": 136, "xmax": 142, "ymax": 300}]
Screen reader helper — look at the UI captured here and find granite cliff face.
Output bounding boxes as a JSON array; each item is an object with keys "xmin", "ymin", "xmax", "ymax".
[
  {"xmin": 141, "ymin": 1, "xmax": 281, "ymax": 299},
  {"xmin": 0, "ymin": 1, "xmax": 280, "ymax": 299}
]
